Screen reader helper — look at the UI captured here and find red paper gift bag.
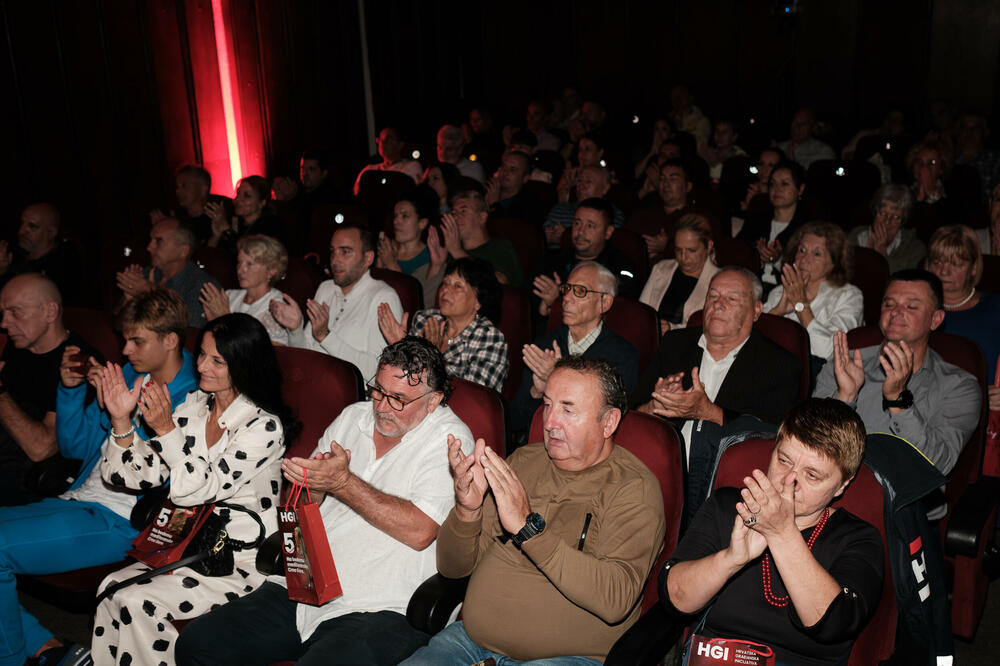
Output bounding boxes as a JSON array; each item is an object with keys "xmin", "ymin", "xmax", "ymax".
[
  {"xmin": 127, "ymin": 500, "xmax": 216, "ymax": 568},
  {"xmin": 280, "ymin": 476, "xmax": 342, "ymax": 605},
  {"xmin": 686, "ymin": 635, "xmax": 775, "ymax": 666}
]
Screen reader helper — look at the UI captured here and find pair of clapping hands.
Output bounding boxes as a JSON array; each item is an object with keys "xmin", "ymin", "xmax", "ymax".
[
  {"xmin": 831, "ymin": 330, "xmax": 912, "ymax": 405},
  {"xmin": 727, "ymin": 469, "xmax": 799, "ymax": 565},
  {"xmin": 60, "ymin": 346, "xmax": 175, "ymax": 437},
  {"xmin": 448, "ymin": 435, "xmax": 532, "ymax": 534}
]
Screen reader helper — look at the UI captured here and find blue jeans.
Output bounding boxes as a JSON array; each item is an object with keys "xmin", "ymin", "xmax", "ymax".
[
  {"xmin": 0, "ymin": 498, "xmax": 136, "ymax": 666},
  {"xmin": 400, "ymin": 621, "xmax": 605, "ymax": 666}
]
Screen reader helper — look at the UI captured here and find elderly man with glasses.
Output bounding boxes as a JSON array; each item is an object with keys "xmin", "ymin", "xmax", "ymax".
[
  {"xmin": 510, "ymin": 261, "xmax": 637, "ymax": 449},
  {"xmin": 176, "ymin": 337, "xmax": 474, "ymax": 666}
]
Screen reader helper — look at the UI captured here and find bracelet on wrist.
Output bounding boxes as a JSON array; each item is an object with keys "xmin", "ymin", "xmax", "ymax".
[{"xmin": 110, "ymin": 425, "xmax": 136, "ymax": 440}]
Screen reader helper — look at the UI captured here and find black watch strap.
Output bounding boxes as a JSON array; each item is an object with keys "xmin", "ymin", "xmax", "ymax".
[{"xmin": 882, "ymin": 389, "xmax": 913, "ymax": 410}]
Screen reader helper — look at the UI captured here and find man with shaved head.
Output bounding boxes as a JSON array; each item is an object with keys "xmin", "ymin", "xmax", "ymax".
[
  {"xmin": 0, "ymin": 203, "xmax": 82, "ymax": 306},
  {"xmin": 0, "ymin": 274, "xmax": 92, "ymax": 505}
]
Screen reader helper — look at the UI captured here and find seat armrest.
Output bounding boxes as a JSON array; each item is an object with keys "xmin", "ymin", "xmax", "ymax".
[
  {"xmin": 406, "ymin": 573, "xmax": 469, "ymax": 635},
  {"xmin": 945, "ymin": 477, "xmax": 1000, "ymax": 557},
  {"xmin": 605, "ymin": 604, "xmax": 688, "ymax": 666}
]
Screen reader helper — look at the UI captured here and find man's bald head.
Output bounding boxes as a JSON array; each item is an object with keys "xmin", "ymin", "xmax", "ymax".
[
  {"xmin": 19, "ymin": 203, "xmax": 60, "ymax": 259},
  {"xmin": 0, "ymin": 273, "xmax": 65, "ymax": 353}
]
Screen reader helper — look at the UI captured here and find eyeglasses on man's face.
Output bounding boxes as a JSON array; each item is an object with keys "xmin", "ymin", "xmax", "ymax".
[
  {"xmin": 559, "ymin": 282, "xmax": 608, "ymax": 299},
  {"xmin": 365, "ymin": 382, "xmax": 433, "ymax": 412}
]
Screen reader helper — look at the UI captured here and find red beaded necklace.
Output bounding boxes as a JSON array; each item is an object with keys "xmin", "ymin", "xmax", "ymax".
[{"xmin": 761, "ymin": 507, "xmax": 831, "ymax": 607}]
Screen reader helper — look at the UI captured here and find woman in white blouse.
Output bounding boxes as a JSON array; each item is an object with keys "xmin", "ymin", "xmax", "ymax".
[
  {"xmin": 639, "ymin": 214, "xmax": 721, "ymax": 334},
  {"xmin": 764, "ymin": 221, "xmax": 863, "ymax": 365},
  {"xmin": 92, "ymin": 313, "xmax": 298, "ymax": 665},
  {"xmin": 200, "ymin": 234, "xmax": 289, "ymax": 345}
]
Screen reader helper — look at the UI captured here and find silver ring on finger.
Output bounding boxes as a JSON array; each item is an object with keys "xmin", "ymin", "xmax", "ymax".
[{"xmin": 744, "ymin": 515, "xmax": 757, "ymax": 527}]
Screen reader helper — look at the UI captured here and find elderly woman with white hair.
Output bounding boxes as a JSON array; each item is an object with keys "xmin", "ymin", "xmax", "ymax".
[
  {"xmin": 199, "ymin": 234, "xmax": 289, "ymax": 345},
  {"xmin": 848, "ymin": 184, "xmax": 925, "ymax": 272}
]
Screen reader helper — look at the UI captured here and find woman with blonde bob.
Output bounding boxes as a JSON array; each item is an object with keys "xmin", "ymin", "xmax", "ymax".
[
  {"xmin": 639, "ymin": 214, "xmax": 721, "ymax": 334},
  {"xmin": 926, "ymin": 225, "xmax": 1000, "ymax": 410},
  {"xmin": 764, "ymin": 221, "xmax": 863, "ymax": 363},
  {"xmin": 199, "ymin": 234, "xmax": 289, "ymax": 345}
]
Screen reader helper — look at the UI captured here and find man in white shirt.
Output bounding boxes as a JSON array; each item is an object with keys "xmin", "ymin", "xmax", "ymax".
[
  {"xmin": 437, "ymin": 124, "xmax": 486, "ymax": 184},
  {"xmin": 778, "ymin": 109, "xmax": 835, "ymax": 170},
  {"xmin": 176, "ymin": 337, "xmax": 474, "ymax": 665},
  {"xmin": 270, "ymin": 224, "xmax": 402, "ymax": 381},
  {"xmin": 353, "ymin": 127, "xmax": 424, "ymax": 196}
]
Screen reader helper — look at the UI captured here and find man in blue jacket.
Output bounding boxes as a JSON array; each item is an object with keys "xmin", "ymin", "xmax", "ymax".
[{"xmin": 0, "ymin": 289, "xmax": 198, "ymax": 665}]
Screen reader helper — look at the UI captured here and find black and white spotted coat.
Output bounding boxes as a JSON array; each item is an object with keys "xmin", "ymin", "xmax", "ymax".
[{"xmin": 93, "ymin": 390, "xmax": 285, "ymax": 666}]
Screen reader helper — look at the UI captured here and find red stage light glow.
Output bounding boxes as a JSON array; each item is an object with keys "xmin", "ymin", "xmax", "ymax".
[{"xmin": 211, "ymin": 0, "xmax": 242, "ymax": 190}]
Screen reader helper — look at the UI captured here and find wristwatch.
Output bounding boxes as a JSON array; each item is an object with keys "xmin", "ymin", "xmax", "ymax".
[
  {"xmin": 882, "ymin": 389, "xmax": 913, "ymax": 411},
  {"xmin": 511, "ymin": 512, "xmax": 546, "ymax": 547},
  {"xmin": 794, "ymin": 301, "xmax": 806, "ymax": 313}
]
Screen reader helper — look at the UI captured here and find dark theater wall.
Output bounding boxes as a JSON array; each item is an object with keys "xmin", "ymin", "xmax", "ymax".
[{"xmin": 2, "ymin": 0, "xmax": 999, "ymax": 306}]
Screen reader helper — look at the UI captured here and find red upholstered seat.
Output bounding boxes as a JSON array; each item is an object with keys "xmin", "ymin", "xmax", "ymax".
[
  {"xmin": 713, "ymin": 438, "xmax": 895, "ymax": 665},
  {"xmin": 63, "ymin": 306, "xmax": 123, "ymax": 364},
  {"xmin": 714, "ymin": 236, "xmax": 760, "ymax": 273},
  {"xmin": 497, "ymin": 285, "xmax": 531, "ymax": 401},
  {"xmin": 531, "ymin": 407, "xmax": 683, "ymax": 613},
  {"xmin": 487, "ymin": 217, "xmax": 545, "ymax": 278},
  {"xmin": 687, "ymin": 310, "xmax": 811, "ymax": 400},
  {"xmin": 547, "ymin": 296, "xmax": 659, "ymax": 374},
  {"xmin": 371, "ymin": 266, "xmax": 425, "ymax": 314},
  {"xmin": 448, "ymin": 377, "xmax": 507, "ymax": 457},
  {"xmin": 194, "ymin": 246, "xmax": 238, "ymax": 289},
  {"xmin": 608, "ymin": 227, "xmax": 650, "ymax": 286},
  {"xmin": 851, "ymin": 247, "xmax": 889, "ymax": 326},
  {"xmin": 275, "ymin": 346, "xmax": 364, "ymax": 459},
  {"xmin": 276, "ymin": 256, "xmax": 325, "ymax": 313}
]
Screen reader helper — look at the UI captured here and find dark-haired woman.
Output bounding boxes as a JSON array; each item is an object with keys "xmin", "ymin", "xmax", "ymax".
[
  {"xmin": 92, "ymin": 313, "xmax": 298, "ymax": 665},
  {"xmin": 206, "ymin": 175, "xmax": 287, "ymax": 251},
  {"xmin": 378, "ymin": 257, "xmax": 508, "ymax": 392}
]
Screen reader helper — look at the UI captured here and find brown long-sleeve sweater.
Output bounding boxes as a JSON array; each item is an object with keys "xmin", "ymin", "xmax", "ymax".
[{"xmin": 437, "ymin": 442, "xmax": 666, "ymax": 661}]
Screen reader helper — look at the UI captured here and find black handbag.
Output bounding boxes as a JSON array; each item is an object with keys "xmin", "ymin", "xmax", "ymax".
[{"xmin": 96, "ymin": 501, "xmax": 266, "ymax": 604}]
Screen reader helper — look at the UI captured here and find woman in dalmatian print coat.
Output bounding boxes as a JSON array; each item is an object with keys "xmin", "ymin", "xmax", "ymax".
[{"xmin": 92, "ymin": 314, "xmax": 298, "ymax": 666}]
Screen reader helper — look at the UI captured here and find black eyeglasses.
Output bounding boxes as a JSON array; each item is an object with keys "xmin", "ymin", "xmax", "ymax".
[
  {"xmin": 559, "ymin": 283, "xmax": 608, "ymax": 298},
  {"xmin": 365, "ymin": 382, "xmax": 433, "ymax": 412}
]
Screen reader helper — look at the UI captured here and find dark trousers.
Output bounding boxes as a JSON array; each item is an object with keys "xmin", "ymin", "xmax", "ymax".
[{"xmin": 174, "ymin": 581, "xmax": 430, "ymax": 666}]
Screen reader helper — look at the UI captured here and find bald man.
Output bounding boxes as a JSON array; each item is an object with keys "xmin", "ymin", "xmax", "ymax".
[
  {"xmin": 0, "ymin": 204, "xmax": 82, "ymax": 306},
  {"xmin": 0, "ymin": 274, "xmax": 94, "ymax": 505}
]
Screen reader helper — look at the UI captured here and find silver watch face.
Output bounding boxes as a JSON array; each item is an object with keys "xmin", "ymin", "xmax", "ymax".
[{"xmin": 794, "ymin": 302, "xmax": 805, "ymax": 312}]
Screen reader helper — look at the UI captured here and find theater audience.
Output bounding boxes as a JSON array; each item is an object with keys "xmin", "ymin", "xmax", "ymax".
[
  {"xmin": 176, "ymin": 337, "xmax": 473, "ymax": 665},
  {"xmin": 353, "ymin": 127, "xmax": 423, "ymax": 195},
  {"xmin": 525, "ymin": 100, "xmax": 562, "ymax": 152},
  {"xmin": 511, "ymin": 262, "xmax": 637, "ymax": 442},
  {"xmin": 848, "ymin": 184, "xmax": 925, "ymax": 272},
  {"xmin": 632, "ymin": 268, "xmax": 801, "ymax": 509},
  {"xmin": 764, "ymin": 222, "xmax": 863, "ymax": 364},
  {"xmin": 738, "ymin": 160, "xmax": 809, "ymax": 295},
  {"xmin": 778, "ymin": 109, "xmax": 835, "ymax": 169},
  {"xmin": 116, "ymin": 218, "xmax": 221, "ymax": 328},
  {"xmin": 633, "ymin": 118, "xmax": 675, "ymax": 183},
  {"xmin": 273, "ymin": 147, "xmax": 345, "ymax": 251},
  {"xmin": 630, "ymin": 158, "xmax": 702, "ymax": 261},
  {"xmin": 670, "ymin": 84, "xmax": 711, "ymax": 149},
  {"xmin": 378, "ymin": 258, "xmax": 508, "ymax": 393},
  {"xmin": 738, "ymin": 146, "xmax": 785, "ymax": 216},
  {"xmin": 376, "ymin": 187, "xmax": 441, "ymax": 304},
  {"xmin": 152, "ymin": 164, "xmax": 214, "ymax": 241},
  {"xmin": 534, "ymin": 198, "xmax": 638, "ymax": 313},
  {"xmin": 439, "ymin": 189, "xmax": 523, "ymax": 287},
  {"xmin": 926, "ymin": 225, "xmax": 1000, "ymax": 390},
  {"xmin": 270, "ymin": 224, "xmax": 402, "ymax": 380},
  {"xmin": 0, "ymin": 290, "xmax": 196, "ymax": 664},
  {"xmin": 700, "ymin": 117, "xmax": 747, "ymax": 182},
  {"xmin": 640, "ymin": 214, "xmax": 721, "ymax": 334},
  {"xmin": 206, "ymin": 175, "xmax": 286, "ymax": 251},
  {"xmin": 955, "ymin": 113, "xmax": 1000, "ymax": 201},
  {"xmin": 401, "ymin": 356, "xmax": 665, "ymax": 665},
  {"xmin": 814, "ymin": 269, "xmax": 980, "ymax": 475},
  {"xmin": 438, "ymin": 124, "xmax": 486, "ymax": 184},
  {"xmin": 662, "ymin": 398, "xmax": 882, "ymax": 665},
  {"xmin": 0, "ymin": 274, "xmax": 92, "ymax": 506},
  {"xmin": 200, "ymin": 234, "xmax": 289, "ymax": 345},
  {"xmin": 91, "ymin": 313, "xmax": 296, "ymax": 664},
  {"xmin": 0, "ymin": 203, "xmax": 82, "ymax": 306}
]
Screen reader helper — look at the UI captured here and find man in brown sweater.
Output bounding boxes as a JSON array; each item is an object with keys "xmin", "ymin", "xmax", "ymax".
[{"xmin": 401, "ymin": 356, "xmax": 665, "ymax": 664}]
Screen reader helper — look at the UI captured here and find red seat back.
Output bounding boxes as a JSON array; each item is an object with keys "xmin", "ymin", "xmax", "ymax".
[
  {"xmin": 487, "ymin": 217, "xmax": 544, "ymax": 277},
  {"xmin": 687, "ymin": 310, "xmax": 811, "ymax": 400},
  {"xmin": 498, "ymin": 285, "xmax": 531, "ymax": 401},
  {"xmin": 276, "ymin": 256, "xmax": 325, "ymax": 313},
  {"xmin": 714, "ymin": 438, "xmax": 895, "ymax": 665},
  {"xmin": 608, "ymin": 227, "xmax": 650, "ymax": 286},
  {"xmin": 530, "ymin": 407, "xmax": 683, "ymax": 612},
  {"xmin": 194, "ymin": 246, "xmax": 238, "ymax": 290},
  {"xmin": 63, "ymin": 307, "xmax": 123, "ymax": 364},
  {"xmin": 371, "ymin": 267, "xmax": 425, "ymax": 314},
  {"xmin": 851, "ymin": 247, "xmax": 889, "ymax": 326},
  {"xmin": 547, "ymin": 296, "xmax": 659, "ymax": 373},
  {"xmin": 714, "ymin": 237, "xmax": 760, "ymax": 273},
  {"xmin": 275, "ymin": 346, "xmax": 363, "ymax": 459},
  {"xmin": 448, "ymin": 377, "xmax": 507, "ymax": 457}
]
